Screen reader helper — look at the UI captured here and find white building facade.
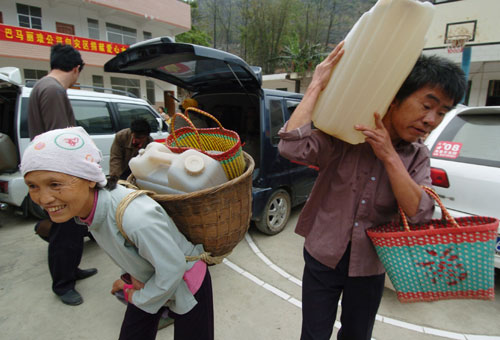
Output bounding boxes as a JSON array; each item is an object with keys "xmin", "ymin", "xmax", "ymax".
[
  {"xmin": 424, "ymin": 0, "xmax": 500, "ymax": 106},
  {"xmin": 0, "ymin": 0, "xmax": 191, "ymax": 113}
]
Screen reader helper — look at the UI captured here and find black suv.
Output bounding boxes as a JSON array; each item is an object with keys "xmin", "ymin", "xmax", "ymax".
[{"xmin": 104, "ymin": 37, "xmax": 317, "ymax": 234}]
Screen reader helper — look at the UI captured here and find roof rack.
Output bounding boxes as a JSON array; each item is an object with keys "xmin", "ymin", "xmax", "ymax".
[
  {"xmin": 24, "ymin": 81, "xmax": 138, "ymax": 98},
  {"xmin": 71, "ymin": 84, "xmax": 138, "ymax": 98}
]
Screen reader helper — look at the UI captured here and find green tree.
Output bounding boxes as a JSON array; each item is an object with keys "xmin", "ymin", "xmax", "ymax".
[
  {"xmin": 241, "ymin": 0, "xmax": 294, "ymax": 73},
  {"xmin": 274, "ymin": 34, "xmax": 326, "ymax": 73},
  {"xmin": 176, "ymin": 26, "xmax": 212, "ymax": 46},
  {"xmin": 177, "ymin": 0, "xmax": 212, "ymax": 46}
]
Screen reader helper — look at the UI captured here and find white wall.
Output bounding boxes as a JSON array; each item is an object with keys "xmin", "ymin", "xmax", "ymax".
[
  {"xmin": 423, "ymin": 0, "xmax": 500, "ymax": 107},
  {"xmin": 0, "ymin": 0, "xmax": 180, "ymax": 106}
]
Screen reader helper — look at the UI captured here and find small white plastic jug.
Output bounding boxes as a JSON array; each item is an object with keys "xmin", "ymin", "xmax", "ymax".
[
  {"xmin": 129, "ymin": 142, "xmax": 228, "ymax": 193},
  {"xmin": 312, "ymin": 0, "xmax": 435, "ymax": 144}
]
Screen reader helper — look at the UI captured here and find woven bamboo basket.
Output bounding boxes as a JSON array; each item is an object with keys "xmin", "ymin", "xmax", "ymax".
[{"xmin": 124, "ymin": 152, "xmax": 254, "ymax": 257}]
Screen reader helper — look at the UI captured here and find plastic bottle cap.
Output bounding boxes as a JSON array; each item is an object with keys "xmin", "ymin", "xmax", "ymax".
[{"xmin": 184, "ymin": 155, "xmax": 205, "ymax": 175}]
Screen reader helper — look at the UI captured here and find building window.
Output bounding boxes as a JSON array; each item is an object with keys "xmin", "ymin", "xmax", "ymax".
[
  {"xmin": 111, "ymin": 77, "xmax": 140, "ymax": 98},
  {"xmin": 17, "ymin": 3, "xmax": 42, "ymax": 29},
  {"xmin": 486, "ymin": 80, "xmax": 500, "ymax": 106},
  {"xmin": 92, "ymin": 75, "xmax": 104, "ymax": 93},
  {"xmin": 143, "ymin": 31, "xmax": 152, "ymax": 41},
  {"xmin": 106, "ymin": 23, "xmax": 137, "ymax": 45},
  {"xmin": 146, "ymin": 80, "xmax": 155, "ymax": 104},
  {"xmin": 56, "ymin": 22, "xmax": 75, "ymax": 35},
  {"xmin": 88, "ymin": 18, "xmax": 99, "ymax": 40},
  {"xmin": 0, "ymin": 11, "xmax": 3, "ymax": 23},
  {"xmin": 24, "ymin": 69, "xmax": 47, "ymax": 84}
]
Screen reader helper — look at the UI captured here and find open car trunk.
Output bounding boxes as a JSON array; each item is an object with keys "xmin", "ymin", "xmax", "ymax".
[
  {"xmin": 175, "ymin": 92, "xmax": 262, "ymax": 170},
  {"xmin": 0, "ymin": 84, "xmax": 21, "ymax": 172}
]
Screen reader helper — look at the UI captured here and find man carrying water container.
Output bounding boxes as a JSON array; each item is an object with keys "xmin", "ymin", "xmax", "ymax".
[{"xmin": 278, "ymin": 41, "xmax": 466, "ymax": 340}]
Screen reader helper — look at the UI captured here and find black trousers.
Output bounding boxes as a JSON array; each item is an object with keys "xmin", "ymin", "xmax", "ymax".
[
  {"xmin": 118, "ymin": 269, "xmax": 214, "ymax": 340},
  {"xmin": 300, "ymin": 246, "xmax": 385, "ymax": 340},
  {"xmin": 48, "ymin": 219, "xmax": 87, "ymax": 295}
]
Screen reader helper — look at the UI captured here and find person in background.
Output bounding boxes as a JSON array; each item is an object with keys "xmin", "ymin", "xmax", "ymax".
[
  {"xmin": 158, "ymin": 106, "xmax": 169, "ymax": 122},
  {"xmin": 108, "ymin": 118, "xmax": 153, "ymax": 187},
  {"xmin": 21, "ymin": 127, "xmax": 214, "ymax": 340},
  {"xmin": 278, "ymin": 41, "xmax": 466, "ymax": 340},
  {"xmin": 173, "ymin": 98, "xmax": 209, "ymax": 130},
  {"xmin": 28, "ymin": 43, "xmax": 97, "ymax": 306}
]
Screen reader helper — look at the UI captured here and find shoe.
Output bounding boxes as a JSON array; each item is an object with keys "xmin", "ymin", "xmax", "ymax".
[
  {"xmin": 158, "ymin": 317, "xmax": 174, "ymax": 330},
  {"xmin": 59, "ymin": 289, "xmax": 83, "ymax": 306},
  {"xmin": 76, "ymin": 268, "xmax": 98, "ymax": 280}
]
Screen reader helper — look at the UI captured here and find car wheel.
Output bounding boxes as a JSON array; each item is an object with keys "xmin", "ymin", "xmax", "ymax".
[
  {"xmin": 27, "ymin": 196, "xmax": 49, "ymax": 220},
  {"xmin": 256, "ymin": 189, "xmax": 291, "ymax": 235}
]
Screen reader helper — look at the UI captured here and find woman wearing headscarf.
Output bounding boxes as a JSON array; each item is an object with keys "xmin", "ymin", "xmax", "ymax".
[{"xmin": 21, "ymin": 126, "xmax": 214, "ymax": 340}]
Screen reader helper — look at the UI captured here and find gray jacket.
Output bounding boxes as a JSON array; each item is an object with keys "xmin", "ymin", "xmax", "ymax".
[{"xmin": 79, "ymin": 185, "xmax": 204, "ymax": 314}]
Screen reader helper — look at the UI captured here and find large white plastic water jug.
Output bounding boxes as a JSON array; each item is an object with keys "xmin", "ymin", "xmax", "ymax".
[
  {"xmin": 129, "ymin": 142, "xmax": 228, "ymax": 194},
  {"xmin": 312, "ymin": 0, "xmax": 435, "ymax": 144}
]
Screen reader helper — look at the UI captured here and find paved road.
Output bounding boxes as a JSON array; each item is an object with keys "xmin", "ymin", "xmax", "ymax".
[{"xmin": 0, "ymin": 206, "xmax": 499, "ymax": 340}]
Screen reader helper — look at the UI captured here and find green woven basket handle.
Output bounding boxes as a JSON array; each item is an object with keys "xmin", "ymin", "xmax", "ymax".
[{"xmin": 398, "ymin": 185, "xmax": 460, "ymax": 231}]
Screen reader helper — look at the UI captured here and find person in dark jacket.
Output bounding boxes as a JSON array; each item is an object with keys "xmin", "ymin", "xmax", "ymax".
[{"xmin": 108, "ymin": 118, "xmax": 153, "ymax": 187}]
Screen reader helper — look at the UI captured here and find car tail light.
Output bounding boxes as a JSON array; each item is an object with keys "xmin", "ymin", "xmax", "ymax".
[
  {"xmin": 430, "ymin": 167, "xmax": 450, "ymax": 188},
  {"xmin": 0, "ymin": 181, "xmax": 8, "ymax": 194}
]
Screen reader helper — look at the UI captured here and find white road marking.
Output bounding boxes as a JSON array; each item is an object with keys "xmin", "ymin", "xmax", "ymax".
[{"xmin": 221, "ymin": 232, "xmax": 500, "ymax": 340}]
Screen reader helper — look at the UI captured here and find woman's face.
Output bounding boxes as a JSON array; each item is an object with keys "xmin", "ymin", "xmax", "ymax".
[{"xmin": 24, "ymin": 170, "xmax": 96, "ymax": 223}]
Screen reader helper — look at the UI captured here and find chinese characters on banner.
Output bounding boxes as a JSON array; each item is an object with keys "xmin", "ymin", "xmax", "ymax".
[
  {"xmin": 0, "ymin": 24, "xmax": 128, "ymax": 55},
  {"xmin": 432, "ymin": 141, "xmax": 463, "ymax": 159}
]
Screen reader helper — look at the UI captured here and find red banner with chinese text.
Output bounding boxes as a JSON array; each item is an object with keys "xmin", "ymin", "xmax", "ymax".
[{"xmin": 0, "ymin": 24, "xmax": 128, "ymax": 55}]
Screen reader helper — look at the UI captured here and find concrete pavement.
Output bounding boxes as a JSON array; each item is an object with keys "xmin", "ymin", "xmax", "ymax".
[{"xmin": 0, "ymin": 206, "xmax": 499, "ymax": 340}]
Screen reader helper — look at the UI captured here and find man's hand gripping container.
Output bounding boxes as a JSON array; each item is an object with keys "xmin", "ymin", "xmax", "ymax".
[{"xmin": 312, "ymin": 0, "xmax": 435, "ymax": 144}]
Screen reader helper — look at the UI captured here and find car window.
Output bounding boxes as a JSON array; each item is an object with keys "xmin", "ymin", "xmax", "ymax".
[
  {"xmin": 269, "ymin": 98, "xmax": 284, "ymax": 145},
  {"xmin": 71, "ymin": 100, "xmax": 114, "ymax": 134},
  {"xmin": 286, "ymin": 100, "xmax": 300, "ymax": 118},
  {"xmin": 430, "ymin": 114, "xmax": 500, "ymax": 167},
  {"xmin": 116, "ymin": 103, "xmax": 161, "ymax": 132}
]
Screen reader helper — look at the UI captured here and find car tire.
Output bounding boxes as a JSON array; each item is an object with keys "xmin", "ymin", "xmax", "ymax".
[
  {"xmin": 255, "ymin": 189, "xmax": 291, "ymax": 235},
  {"xmin": 27, "ymin": 196, "xmax": 49, "ymax": 220}
]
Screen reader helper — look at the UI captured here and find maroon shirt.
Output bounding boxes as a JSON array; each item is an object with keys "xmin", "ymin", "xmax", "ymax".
[{"xmin": 278, "ymin": 123, "xmax": 434, "ymax": 277}]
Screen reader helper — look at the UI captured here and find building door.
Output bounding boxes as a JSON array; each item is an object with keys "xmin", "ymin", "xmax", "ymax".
[
  {"xmin": 56, "ymin": 22, "xmax": 75, "ymax": 35},
  {"xmin": 164, "ymin": 91, "xmax": 176, "ymax": 115}
]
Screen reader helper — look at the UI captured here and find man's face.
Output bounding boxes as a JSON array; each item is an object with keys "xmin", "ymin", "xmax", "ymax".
[
  {"xmin": 131, "ymin": 133, "xmax": 148, "ymax": 148},
  {"xmin": 383, "ymin": 86, "xmax": 454, "ymax": 143}
]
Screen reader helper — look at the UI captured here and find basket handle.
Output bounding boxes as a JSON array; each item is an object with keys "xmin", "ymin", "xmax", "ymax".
[
  {"xmin": 184, "ymin": 107, "xmax": 225, "ymax": 129},
  {"xmin": 170, "ymin": 112, "xmax": 203, "ymax": 150},
  {"xmin": 114, "ymin": 180, "xmax": 226, "ymax": 265},
  {"xmin": 399, "ymin": 186, "xmax": 460, "ymax": 231}
]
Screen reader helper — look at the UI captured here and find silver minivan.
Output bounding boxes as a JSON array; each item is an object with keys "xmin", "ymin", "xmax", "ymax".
[{"xmin": 0, "ymin": 67, "xmax": 168, "ymax": 218}]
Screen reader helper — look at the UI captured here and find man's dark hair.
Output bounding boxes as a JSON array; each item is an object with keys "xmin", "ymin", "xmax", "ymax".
[
  {"xmin": 395, "ymin": 55, "xmax": 467, "ymax": 106},
  {"xmin": 50, "ymin": 44, "xmax": 84, "ymax": 72},
  {"xmin": 130, "ymin": 118, "xmax": 151, "ymax": 136}
]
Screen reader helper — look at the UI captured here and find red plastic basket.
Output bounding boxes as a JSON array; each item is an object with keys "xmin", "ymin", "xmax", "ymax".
[{"xmin": 367, "ymin": 186, "xmax": 498, "ymax": 303}]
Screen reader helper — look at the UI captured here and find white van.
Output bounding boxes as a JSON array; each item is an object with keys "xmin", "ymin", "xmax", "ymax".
[{"xmin": 0, "ymin": 67, "xmax": 168, "ymax": 218}]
